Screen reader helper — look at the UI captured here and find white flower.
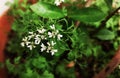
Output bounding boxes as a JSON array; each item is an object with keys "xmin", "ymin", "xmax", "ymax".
[
  {"xmin": 57, "ymin": 34, "xmax": 63, "ymax": 40},
  {"xmin": 22, "ymin": 37, "xmax": 28, "ymax": 41},
  {"xmin": 54, "ymin": 30, "xmax": 59, "ymax": 36},
  {"xmin": 41, "ymin": 43, "xmax": 47, "ymax": 52},
  {"xmin": 51, "ymin": 41, "xmax": 56, "ymax": 46},
  {"xmin": 28, "ymin": 32, "xmax": 34, "ymax": 35},
  {"xmin": 54, "ymin": 0, "xmax": 61, "ymax": 6},
  {"xmin": 47, "ymin": 42, "xmax": 51, "ymax": 46},
  {"xmin": 34, "ymin": 35, "xmax": 41, "ymax": 44},
  {"xmin": 50, "ymin": 49, "xmax": 58, "ymax": 55},
  {"xmin": 47, "ymin": 46, "xmax": 52, "ymax": 53},
  {"xmin": 21, "ymin": 37, "xmax": 30, "ymax": 47},
  {"xmin": 48, "ymin": 32, "xmax": 53, "ymax": 38},
  {"xmin": 50, "ymin": 24, "xmax": 55, "ymax": 30},
  {"xmin": 27, "ymin": 42, "xmax": 36, "ymax": 50},
  {"xmin": 28, "ymin": 32, "xmax": 36, "ymax": 40},
  {"xmin": 46, "ymin": 42, "xmax": 52, "ymax": 52},
  {"xmin": 37, "ymin": 28, "xmax": 46, "ymax": 34},
  {"xmin": 46, "ymin": 42, "xmax": 58, "ymax": 55},
  {"xmin": 54, "ymin": 0, "xmax": 64, "ymax": 6},
  {"xmin": 21, "ymin": 42, "xmax": 25, "ymax": 47},
  {"xmin": 48, "ymin": 31, "xmax": 58, "ymax": 38},
  {"xmin": 35, "ymin": 39, "xmax": 41, "ymax": 44},
  {"xmin": 41, "ymin": 35, "xmax": 46, "ymax": 39}
]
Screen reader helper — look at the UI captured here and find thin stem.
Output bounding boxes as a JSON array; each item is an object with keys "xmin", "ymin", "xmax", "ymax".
[{"xmin": 98, "ymin": 7, "xmax": 120, "ymax": 30}]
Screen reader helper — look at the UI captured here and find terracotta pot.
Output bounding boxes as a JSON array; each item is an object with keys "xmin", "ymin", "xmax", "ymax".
[
  {"xmin": 0, "ymin": 0, "xmax": 37, "ymax": 77},
  {"xmin": 0, "ymin": 11, "xmax": 13, "ymax": 78},
  {"xmin": 0, "ymin": 0, "xmax": 13, "ymax": 77}
]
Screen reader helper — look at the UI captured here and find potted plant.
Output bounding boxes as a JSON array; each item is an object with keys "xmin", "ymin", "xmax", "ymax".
[{"xmin": 0, "ymin": 0, "xmax": 120, "ymax": 78}]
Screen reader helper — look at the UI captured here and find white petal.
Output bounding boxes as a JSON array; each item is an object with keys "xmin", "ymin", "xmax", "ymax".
[
  {"xmin": 47, "ymin": 42, "xmax": 50, "ymax": 46},
  {"xmin": 50, "ymin": 24, "xmax": 55, "ymax": 30},
  {"xmin": 41, "ymin": 43, "xmax": 46, "ymax": 52},
  {"xmin": 41, "ymin": 35, "xmax": 45, "ymax": 39},
  {"xmin": 37, "ymin": 29, "xmax": 42, "ymax": 33},
  {"xmin": 51, "ymin": 49, "xmax": 57, "ymax": 55},
  {"xmin": 41, "ymin": 48, "xmax": 44, "ymax": 52},
  {"xmin": 61, "ymin": 0, "xmax": 64, "ymax": 2},
  {"xmin": 57, "ymin": 34, "xmax": 63, "ymax": 40},
  {"xmin": 35, "ymin": 40, "xmax": 40, "ymax": 44},
  {"xmin": 28, "ymin": 32, "xmax": 34, "ymax": 35},
  {"xmin": 22, "ymin": 37, "xmax": 28, "ymax": 41},
  {"xmin": 28, "ymin": 35, "xmax": 33, "ymax": 40},
  {"xmin": 51, "ymin": 41, "xmax": 56, "ymax": 46},
  {"xmin": 27, "ymin": 45, "xmax": 33, "ymax": 50},
  {"xmin": 48, "ymin": 32, "xmax": 52, "ymax": 38},
  {"xmin": 21, "ymin": 42, "xmax": 25, "ymax": 47},
  {"xmin": 42, "ymin": 29, "xmax": 46, "ymax": 33},
  {"xmin": 26, "ymin": 42, "xmax": 31, "ymax": 45},
  {"xmin": 51, "ymin": 52, "xmax": 54, "ymax": 55},
  {"xmin": 54, "ymin": 0, "xmax": 61, "ymax": 6},
  {"xmin": 54, "ymin": 30, "xmax": 59, "ymax": 35},
  {"xmin": 37, "ymin": 28, "xmax": 46, "ymax": 34}
]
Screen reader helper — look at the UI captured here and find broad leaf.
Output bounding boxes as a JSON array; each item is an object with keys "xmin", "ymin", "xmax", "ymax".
[
  {"xmin": 96, "ymin": 29, "xmax": 115, "ymax": 40},
  {"xmin": 68, "ymin": 7, "xmax": 106, "ymax": 22},
  {"xmin": 30, "ymin": 2, "xmax": 66, "ymax": 19}
]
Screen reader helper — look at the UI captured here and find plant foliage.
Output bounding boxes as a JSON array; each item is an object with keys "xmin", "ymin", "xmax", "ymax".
[{"xmin": 2, "ymin": 0, "xmax": 120, "ymax": 78}]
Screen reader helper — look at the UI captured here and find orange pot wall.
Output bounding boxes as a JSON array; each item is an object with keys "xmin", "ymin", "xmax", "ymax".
[{"xmin": 0, "ymin": 13, "xmax": 13, "ymax": 78}]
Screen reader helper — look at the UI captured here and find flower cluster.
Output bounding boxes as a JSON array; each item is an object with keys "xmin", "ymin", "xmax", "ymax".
[
  {"xmin": 54, "ymin": 0, "xmax": 64, "ymax": 6},
  {"xmin": 21, "ymin": 24, "xmax": 63, "ymax": 55}
]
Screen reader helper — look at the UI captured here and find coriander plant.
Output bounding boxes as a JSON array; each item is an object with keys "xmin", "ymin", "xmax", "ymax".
[{"xmin": 2, "ymin": 0, "xmax": 120, "ymax": 78}]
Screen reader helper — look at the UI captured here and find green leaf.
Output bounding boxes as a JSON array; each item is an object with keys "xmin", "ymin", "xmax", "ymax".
[
  {"xmin": 104, "ymin": 0, "xmax": 112, "ymax": 9},
  {"xmin": 14, "ymin": 56, "xmax": 21, "ymax": 64},
  {"xmin": 68, "ymin": 7, "xmax": 106, "ymax": 22},
  {"xmin": 21, "ymin": 68, "xmax": 40, "ymax": 78},
  {"xmin": 96, "ymin": 29, "xmax": 115, "ymax": 40},
  {"xmin": 25, "ymin": 68, "xmax": 33, "ymax": 77},
  {"xmin": 84, "ymin": 48, "xmax": 92, "ymax": 57},
  {"xmin": 95, "ymin": 0, "xmax": 110, "ymax": 13},
  {"xmin": 41, "ymin": 71, "xmax": 54, "ymax": 78},
  {"xmin": 6, "ymin": 59, "xmax": 15, "ymax": 73},
  {"xmin": 32, "ymin": 56, "xmax": 47, "ymax": 70},
  {"xmin": 30, "ymin": 2, "xmax": 66, "ymax": 19},
  {"xmin": 68, "ymin": 51, "xmax": 75, "ymax": 60}
]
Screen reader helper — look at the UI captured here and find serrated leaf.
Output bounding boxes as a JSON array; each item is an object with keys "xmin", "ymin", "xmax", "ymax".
[
  {"xmin": 6, "ymin": 59, "xmax": 15, "ymax": 73},
  {"xmin": 25, "ymin": 68, "xmax": 33, "ymax": 77},
  {"xmin": 68, "ymin": 7, "xmax": 106, "ymax": 22},
  {"xmin": 32, "ymin": 57, "xmax": 47, "ymax": 69},
  {"xmin": 41, "ymin": 71, "xmax": 54, "ymax": 78},
  {"xmin": 14, "ymin": 56, "xmax": 21, "ymax": 64},
  {"xmin": 84, "ymin": 48, "xmax": 92, "ymax": 57},
  {"xmin": 96, "ymin": 29, "xmax": 115, "ymax": 40},
  {"xmin": 30, "ymin": 2, "xmax": 66, "ymax": 19},
  {"xmin": 68, "ymin": 51, "xmax": 75, "ymax": 60}
]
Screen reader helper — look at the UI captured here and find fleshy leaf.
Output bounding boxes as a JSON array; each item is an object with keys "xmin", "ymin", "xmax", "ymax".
[{"xmin": 30, "ymin": 2, "xmax": 66, "ymax": 19}]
